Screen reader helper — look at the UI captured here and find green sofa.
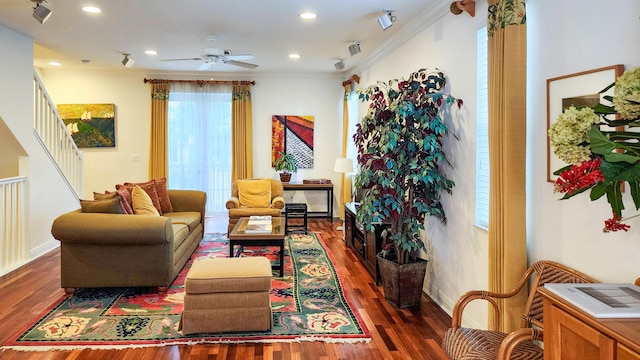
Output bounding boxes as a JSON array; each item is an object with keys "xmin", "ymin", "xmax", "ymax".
[{"xmin": 51, "ymin": 189, "xmax": 206, "ymax": 293}]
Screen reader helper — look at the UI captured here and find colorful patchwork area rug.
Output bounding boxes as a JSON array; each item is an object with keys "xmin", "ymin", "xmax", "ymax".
[{"xmin": 3, "ymin": 233, "xmax": 370, "ymax": 351}]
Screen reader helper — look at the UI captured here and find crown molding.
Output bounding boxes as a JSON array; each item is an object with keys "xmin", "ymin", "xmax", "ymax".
[{"xmin": 351, "ymin": 2, "xmax": 452, "ymax": 77}]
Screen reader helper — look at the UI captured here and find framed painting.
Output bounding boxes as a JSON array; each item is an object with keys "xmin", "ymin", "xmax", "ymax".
[
  {"xmin": 546, "ymin": 65, "xmax": 624, "ymax": 183},
  {"xmin": 271, "ymin": 115, "xmax": 314, "ymax": 169},
  {"xmin": 57, "ymin": 103, "xmax": 116, "ymax": 148}
]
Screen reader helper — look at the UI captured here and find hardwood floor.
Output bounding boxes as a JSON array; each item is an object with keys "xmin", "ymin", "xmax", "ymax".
[{"xmin": 0, "ymin": 217, "xmax": 452, "ymax": 359}]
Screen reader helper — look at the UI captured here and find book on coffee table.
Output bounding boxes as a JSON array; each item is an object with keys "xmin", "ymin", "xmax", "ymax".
[
  {"xmin": 248, "ymin": 215, "xmax": 272, "ymax": 225},
  {"xmin": 245, "ymin": 223, "xmax": 273, "ymax": 234}
]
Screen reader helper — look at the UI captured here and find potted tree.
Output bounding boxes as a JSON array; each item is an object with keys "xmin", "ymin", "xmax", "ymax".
[
  {"xmin": 354, "ymin": 68, "xmax": 462, "ymax": 308},
  {"xmin": 274, "ymin": 151, "xmax": 298, "ymax": 183}
]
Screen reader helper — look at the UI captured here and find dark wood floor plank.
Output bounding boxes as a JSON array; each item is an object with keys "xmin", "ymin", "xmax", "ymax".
[{"xmin": 0, "ymin": 218, "xmax": 452, "ymax": 359}]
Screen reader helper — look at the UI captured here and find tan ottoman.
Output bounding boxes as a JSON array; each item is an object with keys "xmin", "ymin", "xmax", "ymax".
[{"xmin": 179, "ymin": 256, "xmax": 273, "ymax": 334}]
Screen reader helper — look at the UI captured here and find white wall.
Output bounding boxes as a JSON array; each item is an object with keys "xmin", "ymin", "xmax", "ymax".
[
  {"xmin": 528, "ymin": 0, "xmax": 640, "ymax": 282},
  {"xmin": 39, "ymin": 70, "xmax": 346, "ymax": 212},
  {"xmin": 38, "ymin": 69, "xmax": 152, "ymax": 199},
  {"xmin": 0, "ymin": 26, "xmax": 78, "ymax": 261}
]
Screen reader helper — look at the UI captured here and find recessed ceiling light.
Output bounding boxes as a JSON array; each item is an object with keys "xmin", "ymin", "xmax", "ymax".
[
  {"xmin": 289, "ymin": 53, "xmax": 301, "ymax": 59},
  {"xmin": 145, "ymin": 50, "xmax": 157, "ymax": 55},
  {"xmin": 49, "ymin": 61, "xmax": 61, "ymax": 66},
  {"xmin": 82, "ymin": 6, "xmax": 101, "ymax": 13},
  {"xmin": 299, "ymin": 12, "xmax": 317, "ymax": 19}
]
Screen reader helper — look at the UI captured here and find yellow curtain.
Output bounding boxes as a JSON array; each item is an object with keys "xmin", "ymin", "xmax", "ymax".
[
  {"xmin": 149, "ymin": 83, "xmax": 169, "ymax": 180},
  {"xmin": 487, "ymin": 0, "xmax": 528, "ymax": 332},
  {"xmin": 231, "ymin": 85, "xmax": 253, "ymax": 182}
]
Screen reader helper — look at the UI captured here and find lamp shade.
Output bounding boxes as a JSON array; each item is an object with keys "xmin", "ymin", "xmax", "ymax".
[{"xmin": 334, "ymin": 157, "xmax": 354, "ymax": 173}]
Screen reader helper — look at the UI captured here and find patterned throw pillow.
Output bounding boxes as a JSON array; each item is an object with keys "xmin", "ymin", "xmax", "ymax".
[
  {"xmin": 131, "ymin": 185, "xmax": 160, "ymax": 216},
  {"xmin": 115, "ymin": 186, "xmax": 134, "ymax": 214},
  {"xmin": 120, "ymin": 180, "xmax": 163, "ymax": 215},
  {"xmin": 154, "ymin": 177, "xmax": 173, "ymax": 214},
  {"xmin": 80, "ymin": 197, "xmax": 124, "ymax": 214}
]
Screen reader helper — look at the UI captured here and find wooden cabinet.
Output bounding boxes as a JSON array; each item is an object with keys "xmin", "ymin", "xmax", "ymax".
[
  {"xmin": 343, "ymin": 202, "xmax": 386, "ymax": 284},
  {"xmin": 540, "ymin": 287, "xmax": 640, "ymax": 360}
]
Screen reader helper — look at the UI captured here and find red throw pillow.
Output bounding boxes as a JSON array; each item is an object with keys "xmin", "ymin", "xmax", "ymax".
[
  {"xmin": 154, "ymin": 177, "xmax": 173, "ymax": 214},
  {"xmin": 120, "ymin": 180, "xmax": 163, "ymax": 215},
  {"xmin": 115, "ymin": 187, "xmax": 134, "ymax": 215}
]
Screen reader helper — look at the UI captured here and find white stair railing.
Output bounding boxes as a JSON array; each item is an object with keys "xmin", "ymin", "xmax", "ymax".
[
  {"xmin": 0, "ymin": 176, "xmax": 28, "ymax": 276},
  {"xmin": 32, "ymin": 71, "xmax": 83, "ymax": 198}
]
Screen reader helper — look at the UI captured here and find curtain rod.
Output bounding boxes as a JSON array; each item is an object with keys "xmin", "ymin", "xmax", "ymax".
[
  {"xmin": 342, "ymin": 74, "xmax": 360, "ymax": 87},
  {"xmin": 143, "ymin": 78, "xmax": 256, "ymax": 86}
]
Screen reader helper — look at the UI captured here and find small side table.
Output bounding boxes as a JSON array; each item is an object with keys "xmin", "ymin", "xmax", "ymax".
[{"xmin": 285, "ymin": 203, "xmax": 308, "ymax": 234}]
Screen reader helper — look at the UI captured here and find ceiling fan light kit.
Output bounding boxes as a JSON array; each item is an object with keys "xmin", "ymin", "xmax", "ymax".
[{"xmin": 161, "ymin": 35, "xmax": 259, "ymax": 70}]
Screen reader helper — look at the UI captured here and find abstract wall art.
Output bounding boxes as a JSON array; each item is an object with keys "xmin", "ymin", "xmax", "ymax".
[{"xmin": 272, "ymin": 115, "xmax": 314, "ymax": 169}]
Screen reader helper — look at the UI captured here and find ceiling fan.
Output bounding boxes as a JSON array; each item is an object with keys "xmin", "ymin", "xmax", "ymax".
[{"xmin": 161, "ymin": 35, "xmax": 258, "ymax": 70}]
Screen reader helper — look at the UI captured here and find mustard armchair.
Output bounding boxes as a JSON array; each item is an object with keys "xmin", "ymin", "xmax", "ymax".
[{"xmin": 226, "ymin": 178, "xmax": 285, "ymax": 235}]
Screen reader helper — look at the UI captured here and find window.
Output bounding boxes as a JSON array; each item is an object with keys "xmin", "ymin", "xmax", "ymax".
[
  {"xmin": 476, "ymin": 27, "xmax": 490, "ymax": 230},
  {"xmin": 168, "ymin": 83, "xmax": 232, "ymax": 216}
]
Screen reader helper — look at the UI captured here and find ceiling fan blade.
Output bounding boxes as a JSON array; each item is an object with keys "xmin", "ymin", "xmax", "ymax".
[
  {"xmin": 224, "ymin": 60, "xmax": 259, "ymax": 69},
  {"xmin": 161, "ymin": 57, "xmax": 203, "ymax": 61},
  {"xmin": 198, "ymin": 62, "xmax": 213, "ymax": 71},
  {"xmin": 225, "ymin": 54, "xmax": 255, "ymax": 61}
]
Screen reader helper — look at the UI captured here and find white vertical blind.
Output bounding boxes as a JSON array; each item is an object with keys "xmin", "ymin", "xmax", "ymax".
[
  {"xmin": 475, "ymin": 27, "xmax": 490, "ymax": 230},
  {"xmin": 168, "ymin": 83, "xmax": 232, "ymax": 216}
]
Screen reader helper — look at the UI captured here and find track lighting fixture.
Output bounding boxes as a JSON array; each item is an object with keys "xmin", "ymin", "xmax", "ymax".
[
  {"xmin": 31, "ymin": 0, "xmax": 52, "ymax": 24},
  {"xmin": 378, "ymin": 10, "xmax": 396, "ymax": 31},
  {"xmin": 348, "ymin": 42, "xmax": 361, "ymax": 56},
  {"xmin": 122, "ymin": 54, "xmax": 135, "ymax": 68},
  {"xmin": 334, "ymin": 59, "xmax": 345, "ymax": 71}
]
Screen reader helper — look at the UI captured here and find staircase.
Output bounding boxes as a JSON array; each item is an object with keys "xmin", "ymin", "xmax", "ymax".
[
  {"xmin": 0, "ymin": 72, "xmax": 83, "ymax": 276},
  {"xmin": 32, "ymin": 71, "xmax": 84, "ymax": 197}
]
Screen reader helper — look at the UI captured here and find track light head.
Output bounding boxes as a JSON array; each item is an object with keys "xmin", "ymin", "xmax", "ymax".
[
  {"xmin": 32, "ymin": 0, "xmax": 52, "ymax": 24},
  {"xmin": 378, "ymin": 10, "xmax": 396, "ymax": 30},
  {"xmin": 334, "ymin": 60, "xmax": 345, "ymax": 71},
  {"xmin": 122, "ymin": 54, "xmax": 135, "ymax": 68},
  {"xmin": 348, "ymin": 42, "xmax": 361, "ymax": 56}
]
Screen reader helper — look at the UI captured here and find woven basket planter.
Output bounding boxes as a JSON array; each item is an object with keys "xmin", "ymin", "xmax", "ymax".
[{"xmin": 377, "ymin": 255, "xmax": 427, "ymax": 308}]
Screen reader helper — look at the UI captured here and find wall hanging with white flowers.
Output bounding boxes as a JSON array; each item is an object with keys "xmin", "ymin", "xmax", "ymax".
[{"xmin": 549, "ymin": 66, "xmax": 640, "ymax": 232}]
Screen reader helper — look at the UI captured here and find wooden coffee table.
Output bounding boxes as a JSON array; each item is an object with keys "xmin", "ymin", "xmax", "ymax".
[{"xmin": 228, "ymin": 217, "xmax": 286, "ymax": 277}]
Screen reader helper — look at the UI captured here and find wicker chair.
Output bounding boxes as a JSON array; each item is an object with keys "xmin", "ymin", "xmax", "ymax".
[{"xmin": 442, "ymin": 260, "xmax": 597, "ymax": 360}]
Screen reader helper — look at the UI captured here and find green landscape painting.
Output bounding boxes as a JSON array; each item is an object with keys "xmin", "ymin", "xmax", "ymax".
[{"xmin": 57, "ymin": 103, "xmax": 116, "ymax": 148}]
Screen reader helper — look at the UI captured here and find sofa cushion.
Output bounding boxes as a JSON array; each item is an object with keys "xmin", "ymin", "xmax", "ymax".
[
  {"xmin": 132, "ymin": 185, "xmax": 160, "ymax": 216},
  {"xmin": 172, "ymin": 223, "xmax": 189, "ymax": 251},
  {"xmin": 164, "ymin": 211, "xmax": 201, "ymax": 233},
  {"xmin": 237, "ymin": 178, "xmax": 271, "ymax": 208},
  {"xmin": 155, "ymin": 177, "xmax": 174, "ymax": 214},
  {"xmin": 95, "ymin": 191, "xmax": 133, "ymax": 215},
  {"xmin": 80, "ymin": 197, "xmax": 124, "ymax": 214},
  {"xmin": 93, "ymin": 191, "xmax": 118, "ymax": 201}
]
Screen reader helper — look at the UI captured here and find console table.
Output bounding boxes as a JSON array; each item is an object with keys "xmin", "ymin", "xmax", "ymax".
[
  {"xmin": 540, "ymin": 287, "xmax": 640, "ymax": 360},
  {"xmin": 282, "ymin": 182, "xmax": 333, "ymax": 221},
  {"xmin": 343, "ymin": 202, "xmax": 387, "ymax": 284}
]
